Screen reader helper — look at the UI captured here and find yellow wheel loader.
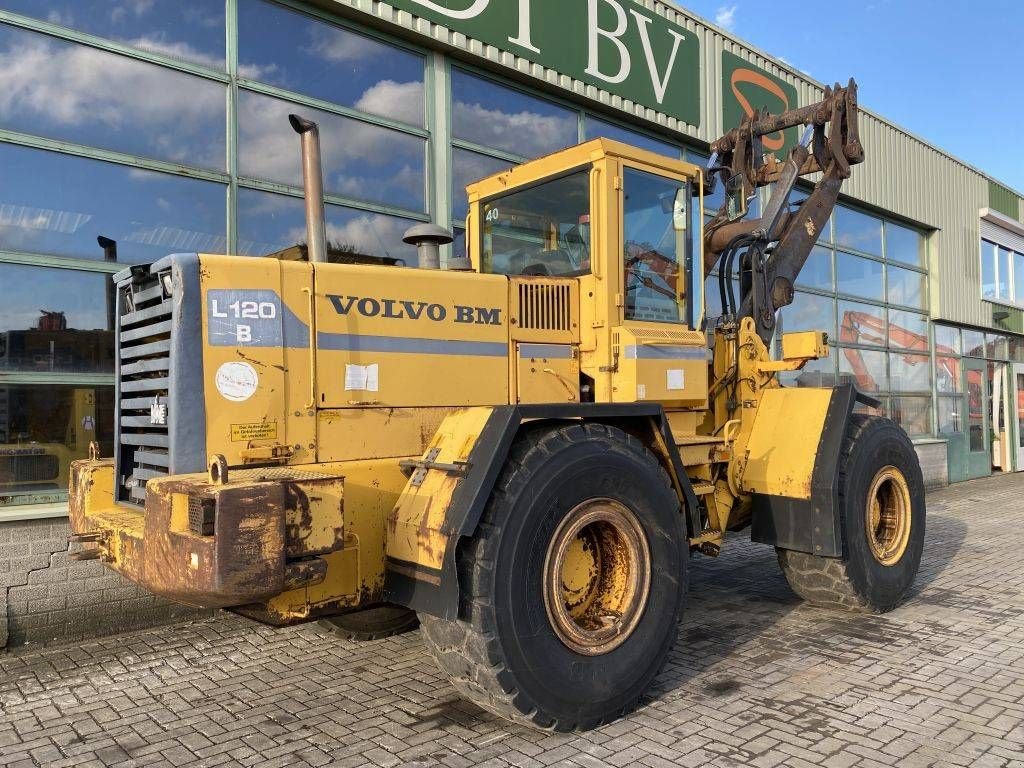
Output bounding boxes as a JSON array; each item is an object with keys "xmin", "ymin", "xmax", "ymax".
[{"xmin": 69, "ymin": 81, "xmax": 925, "ymax": 731}]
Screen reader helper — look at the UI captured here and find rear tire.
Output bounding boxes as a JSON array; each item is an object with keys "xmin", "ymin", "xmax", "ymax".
[
  {"xmin": 421, "ymin": 423, "xmax": 687, "ymax": 731},
  {"xmin": 777, "ymin": 414, "xmax": 925, "ymax": 613}
]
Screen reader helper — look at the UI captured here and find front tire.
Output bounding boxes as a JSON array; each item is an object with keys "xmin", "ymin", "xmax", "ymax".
[
  {"xmin": 421, "ymin": 423, "xmax": 687, "ymax": 731},
  {"xmin": 777, "ymin": 414, "xmax": 926, "ymax": 613}
]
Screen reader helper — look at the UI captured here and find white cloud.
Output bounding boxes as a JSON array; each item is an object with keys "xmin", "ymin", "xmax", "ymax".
[
  {"xmin": 451, "ymin": 100, "xmax": 577, "ymax": 160},
  {"xmin": 111, "ymin": 0, "xmax": 155, "ymax": 24},
  {"xmin": 309, "ymin": 25, "xmax": 387, "ymax": 63},
  {"xmin": 354, "ymin": 80, "xmax": 425, "ymax": 128},
  {"xmin": 285, "ymin": 214, "xmax": 410, "ymax": 261},
  {"xmin": 0, "ymin": 34, "xmax": 223, "ymax": 167},
  {"xmin": 715, "ymin": 5, "xmax": 737, "ymax": 29}
]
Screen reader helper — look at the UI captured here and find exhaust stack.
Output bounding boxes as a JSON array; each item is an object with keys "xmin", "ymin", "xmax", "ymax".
[{"xmin": 289, "ymin": 114, "xmax": 328, "ymax": 264}]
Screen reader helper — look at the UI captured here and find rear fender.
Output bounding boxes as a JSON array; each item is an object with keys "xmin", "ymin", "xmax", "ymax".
[{"xmin": 384, "ymin": 403, "xmax": 698, "ymax": 619}]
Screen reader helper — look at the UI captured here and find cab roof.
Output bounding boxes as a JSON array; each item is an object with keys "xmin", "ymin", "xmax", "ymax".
[{"xmin": 465, "ymin": 138, "xmax": 702, "ymax": 204}]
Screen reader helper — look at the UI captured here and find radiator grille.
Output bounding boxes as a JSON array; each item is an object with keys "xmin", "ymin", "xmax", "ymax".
[
  {"xmin": 116, "ymin": 270, "xmax": 172, "ymax": 505},
  {"xmin": 517, "ymin": 282, "xmax": 572, "ymax": 331},
  {"xmin": 0, "ymin": 454, "xmax": 59, "ymax": 483},
  {"xmin": 188, "ymin": 496, "xmax": 215, "ymax": 536}
]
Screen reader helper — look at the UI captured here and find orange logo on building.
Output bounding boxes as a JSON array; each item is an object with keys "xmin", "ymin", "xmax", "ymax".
[{"xmin": 730, "ymin": 68, "xmax": 790, "ymax": 152}]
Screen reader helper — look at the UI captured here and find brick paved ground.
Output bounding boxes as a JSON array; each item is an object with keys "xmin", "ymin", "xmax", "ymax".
[{"xmin": 2, "ymin": 473, "xmax": 1023, "ymax": 768}]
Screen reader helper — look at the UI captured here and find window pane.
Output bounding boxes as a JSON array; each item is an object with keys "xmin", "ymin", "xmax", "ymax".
[
  {"xmin": 985, "ymin": 333, "xmax": 1009, "ymax": 361},
  {"xmin": 891, "ymin": 396, "xmax": 932, "ymax": 437},
  {"xmin": 779, "ymin": 350, "xmax": 836, "ymax": 388},
  {"xmin": 834, "ymin": 206, "xmax": 882, "ymax": 256},
  {"xmin": 887, "ymin": 309, "xmax": 929, "ymax": 350},
  {"xmin": 452, "ymin": 149, "xmax": 513, "ymax": 222},
  {"xmin": 838, "ymin": 300, "xmax": 886, "ymax": 346},
  {"xmin": 962, "ymin": 329, "xmax": 985, "ymax": 357},
  {"xmin": 1009, "ymin": 337, "xmax": 1024, "ymax": 363},
  {"xmin": 886, "ymin": 221, "xmax": 925, "ymax": 267},
  {"xmin": 783, "ymin": 292, "xmax": 835, "ymax": 336},
  {"xmin": 839, "ymin": 347, "xmax": 887, "ymax": 392},
  {"xmin": 0, "ymin": 143, "xmax": 226, "ymax": 262},
  {"xmin": 935, "ymin": 351, "xmax": 960, "ymax": 393},
  {"xmin": 238, "ymin": 90, "xmax": 426, "ymax": 212},
  {"xmin": 2, "ymin": 1, "xmax": 225, "ymax": 67},
  {"xmin": 480, "ymin": 170, "xmax": 590, "ymax": 278},
  {"xmin": 0, "ymin": 264, "xmax": 114, "ymax": 374},
  {"xmin": 236, "ymin": 188, "xmax": 418, "ymax": 265},
  {"xmin": 238, "ymin": 0, "xmax": 424, "ymax": 126},
  {"xmin": 0, "ymin": 384, "xmax": 113, "ymax": 505},
  {"xmin": 887, "ymin": 264, "xmax": 927, "ymax": 309},
  {"xmin": 981, "ymin": 241, "xmax": 997, "ymax": 300},
  {"xmin": 1016, "ymin": 252, "xmax": 1024, "ymax": 303},
  {"xmin": 934, "ymin": 324, "xmax": 961, "ymax": 356},
  {"xmin": 795, "ymin": 245, "xmax": 833, "ymax": 291},
  {"xmin": 889, "ymin": 353, "xmax": 931, "ymax": 393},
  {"xmin": 998, "ymin": 246, "xmax": 1013, "ymax": 301},
  {"xmin": 622, "ymin": 169, "xmax": 687, "ymax": 323},
  {"xmin": 836, "ymin": 251, "xmax": 884, "ymax": 301},
  {"xmin": 937, "ymin": 395, "xmax": 963, "ymax": 435},
  {"xmin": 585, "ymin": 117, "xmax": 679, "ymax": 158},
  {"xmin": 0, "ymin": 25, "xmax": 226, "ymax": 169},
  {"xmin": 451, "ymin": 69, "xmax": 577, "ymax": 157}
]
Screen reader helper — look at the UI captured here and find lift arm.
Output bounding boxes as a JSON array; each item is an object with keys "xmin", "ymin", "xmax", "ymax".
[{"xmin": 704, "ymin": 80, "xmax": 865, "ymax": 345}]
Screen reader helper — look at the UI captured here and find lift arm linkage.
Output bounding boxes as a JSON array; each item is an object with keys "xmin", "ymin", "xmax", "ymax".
[{"xmin": 704, "ymin": 79, "xmax": 865, "ymax": 345}]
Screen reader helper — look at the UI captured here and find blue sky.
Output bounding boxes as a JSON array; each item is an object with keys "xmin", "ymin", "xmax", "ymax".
[{"xmin": 678, "ymin": 0, "xmax": 1024, "ymax": 194}]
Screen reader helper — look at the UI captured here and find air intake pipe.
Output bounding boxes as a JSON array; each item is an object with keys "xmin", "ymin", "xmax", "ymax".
[{"xmin": 289, "ymin": 114, "xmax": 328, "ymax": 264}]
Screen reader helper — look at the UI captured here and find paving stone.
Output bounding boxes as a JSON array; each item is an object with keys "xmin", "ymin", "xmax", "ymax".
[{"xmin": 1, "ymin": 474, "xmax": 1024, "ymax": 767}]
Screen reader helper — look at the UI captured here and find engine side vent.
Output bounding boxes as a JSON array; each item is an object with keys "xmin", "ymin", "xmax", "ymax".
[{"xmin": 517, "ymin": 281, "xmax": 572, "ymax": 331}]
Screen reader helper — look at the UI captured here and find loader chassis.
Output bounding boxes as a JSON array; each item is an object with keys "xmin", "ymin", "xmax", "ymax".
[{"xmin": 70, "ymin": 83, "xmax": 926, "ymax": 731}]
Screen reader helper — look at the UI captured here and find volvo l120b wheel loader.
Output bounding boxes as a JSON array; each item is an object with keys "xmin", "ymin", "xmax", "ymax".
[{"xmin": 69, "ymin": 80, "xmax": 925, "ymax": 731}]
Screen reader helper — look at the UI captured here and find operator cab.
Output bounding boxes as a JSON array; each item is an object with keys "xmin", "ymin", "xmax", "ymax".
[{"xmin": 467, "ymin": 139, "xmax": 705, "ymax": 331}]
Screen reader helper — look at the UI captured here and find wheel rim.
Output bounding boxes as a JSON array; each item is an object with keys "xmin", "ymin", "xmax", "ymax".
[
  {"xmin": 542, "ymin": 499, "xmax": 651, "ymax": 656},
  {"xmin": 865, "ymin": 465, "xmax": 912, "ymax": 566}
]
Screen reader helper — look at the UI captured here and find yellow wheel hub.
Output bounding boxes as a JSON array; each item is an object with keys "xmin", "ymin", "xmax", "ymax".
[
  {"xmin": 543, "ymin": 499, "xmax": 650, "ymax": 656},
  {"xmin": 865, "ymin": 466, "xmax": 912, "ymax": 566}
]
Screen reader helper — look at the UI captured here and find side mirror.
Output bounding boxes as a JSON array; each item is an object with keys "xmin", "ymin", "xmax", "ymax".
[{"xmin": 725, "ymin": 173, "xmax": 748, "ymax": 222}]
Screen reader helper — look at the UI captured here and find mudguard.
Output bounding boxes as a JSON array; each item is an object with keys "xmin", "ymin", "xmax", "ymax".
[
  {"xmin": 383, "ymin": 403, "xmax": 698, "ymax": 619},
  {"xmin": 748, "ymin": 384, "xmax": 858, "ymax": 557}
]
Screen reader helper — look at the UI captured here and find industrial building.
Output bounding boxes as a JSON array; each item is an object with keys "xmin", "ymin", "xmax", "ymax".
[{"xmin": 0, "ymin": 0, "xmax": 1022, "ymax": 645}]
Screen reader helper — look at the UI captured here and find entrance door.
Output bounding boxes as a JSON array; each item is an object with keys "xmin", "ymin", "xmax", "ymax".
[
  {"xmin": 964, "ymin": 357, "xmax": 991, "ymax": 479},
  {"xmin": 1013, "ymin": 364, "xmax": 1024, "ymax": 470}
]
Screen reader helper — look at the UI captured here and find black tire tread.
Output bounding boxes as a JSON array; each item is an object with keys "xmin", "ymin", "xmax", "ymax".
[
  {"xmin": 776, "ymin": 413, "xmax": 919, "ymax": 613},
  {"xmin": 420, "ymin": 422, "xmax": 675, "ymax": 732}
]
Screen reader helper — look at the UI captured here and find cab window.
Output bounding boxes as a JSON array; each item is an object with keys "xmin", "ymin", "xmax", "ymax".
[
  {"xmin": 623, "ymin": 168, "xmax": 689, "ymax": 323},
  {"xmin": 481, "ymin": 170, "xmax": 590, "ymax": 277}
]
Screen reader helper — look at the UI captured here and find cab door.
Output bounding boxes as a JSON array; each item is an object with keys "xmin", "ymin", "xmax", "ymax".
[{"xmin": 610, "ymin": 161, "xmax": 708, "ymax": 407}]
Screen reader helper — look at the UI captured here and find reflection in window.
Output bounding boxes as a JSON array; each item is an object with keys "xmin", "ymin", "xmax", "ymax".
[
  {"xmin": 0, "ymin": 25, "xmax": 226, "ymax": 169},
  {"xmin": 451, "ymin": 69, "xmax": 577, "ymax": 158},
  {"xmin": 934, "ymin": 324, "xmax": 961, "ymax": 356},
  {"xmin": 886, "ymin": 221, "xmax": 924, "ymax": 266},
  {"xmin": 452, "ymin": 149, "xmax": 512, "ymax": 222},
  {"xmin": 795, "ymin": 246, "xmax": 833, "ymax": 291},
  {"xmin": 779, "ymin": 349, "xmax": 836, "ymax": 388},
  {"xmin": 0, "ymin": 385, "xmax": 113, "ymax": 504},
  {"xmin": 962, "ymin": 329, "xmax": 985, "ymax": 357},
  {"xmin": 889, "ymin": 353, "xmax": 931, "ymax": 393},
  {"xmin": 887, "ymin": 309, "xmax": 928, "ymax": 350},
  {"xmin": 0, "ymin": 143, "xmax": 226, "ymax": 262},
  {"xmin": 623, "ymin": 169, "xmax": 688, "ymax": 323},
  {"xmin": 480, "ymin": 170, "xmax": 590, "ymax": 277},
  {"xmin": 584, "ymin": 117, "xmax": 679, "ymax": 158},
  {"xmin": 836, "ymin": 251, "xmax": 883, "ymax": 301},
  {"xmin": 838, "ymin": 300, "xmax": 886, "ymax": 346},
  {"xmin": 887, "ymin": 264, "xmax": 927, "ymax": 309},
  {"xmin": 236, "ymin": 188, "xmax": 419, "ymax": 265},
  {"xmin": 784, "ymin": 292, "xmax": 835, "ymax": 336},
  {"xmin": 0, "ymin": 264, "xmax": 114, "ymax": 373},
  {"xmin": 238, "ymin": 0, "xmax": 424, "ymax": 126},
  {"xmin": 890, "ymin": 397, "xmax": 931, "ymax": 437},
  {"xmin": 2, "ymin": 0, "xmax": 225, "ymax": 67},
  {"xmin": 834, "ymin": 205, "xmax": 882, "ymax": 255},
  {"xmin": 238, "ymin": 90, "xmax": 426, "ymax": 212},
  {"xmin": 839, "ymin": 347, "xmax": 887, "ymax": 392},
  {"xmin": 937, "ymin": 395, "xmax": 962, "ymax": 434},
  {"xmin": 981, "ymin": 240, "xmax": 997, "ymax": 299}
]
